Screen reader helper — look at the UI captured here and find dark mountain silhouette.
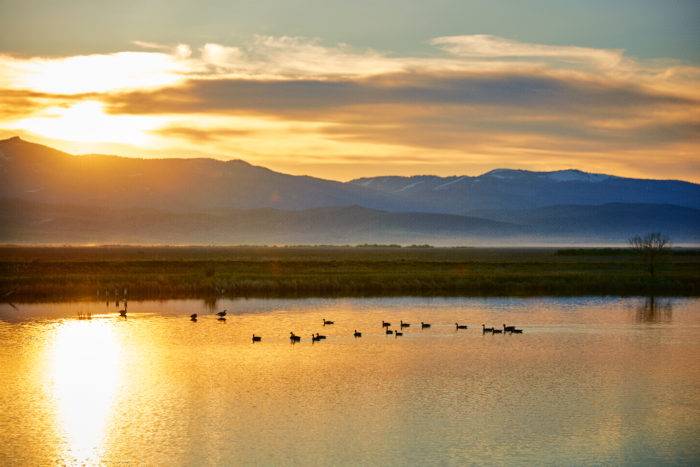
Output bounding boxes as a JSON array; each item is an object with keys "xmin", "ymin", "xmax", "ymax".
[{"xmin": 1, "ymin": 136, "xmax": 698, "ymax": 244}]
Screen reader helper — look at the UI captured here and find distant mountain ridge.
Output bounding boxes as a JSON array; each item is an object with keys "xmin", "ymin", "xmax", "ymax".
[
  {"xmin": 1, "ymin": 136, "xmax": 698, "ymax": 244},
  {"xmin": 350, "ymin": 169, "xmax": 700, "ymax": 213}
]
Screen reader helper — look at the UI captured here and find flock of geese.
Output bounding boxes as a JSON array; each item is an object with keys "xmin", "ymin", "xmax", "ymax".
[{"xmin": 170, "ymin": 309, "xmax": 525, "ymax": 343}]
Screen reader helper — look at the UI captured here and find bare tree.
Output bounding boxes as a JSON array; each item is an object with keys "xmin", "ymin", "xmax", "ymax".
[{"xmin": 628, "ymin": 232, "xmax": 670, "ymax": 276}]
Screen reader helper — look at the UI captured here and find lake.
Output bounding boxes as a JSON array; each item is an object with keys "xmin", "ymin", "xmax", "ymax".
[{"xmin": 1, "ymin": 296, "xmax": 698, "ymax": 465}]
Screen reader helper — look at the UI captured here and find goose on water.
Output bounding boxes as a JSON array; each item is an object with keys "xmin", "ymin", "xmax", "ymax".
[
  {"xmin": 455, "ymin": 323, "xmax": 468, "ymax": 330},
  {"xmin": 386, "ymin": 329, "xmax": 394, "ymax": 335},
  {"xmin": 395, "ymin": 330, "xmax": 403, "ymax": 337},
  {"xmin": 482, "ymin": 324, "xmax": 494, "ymax": 333},
  {"xmin": 382, "ymin": 321, "xmax": 391, "ymax": 327},
  {"xmin": 216, "ymin": 310, "xmax": 227, "ymax": 318},
  {"xmin": 323, "ymin": 319, "xmax": 334, "ymax": 325},
  {"xmin": 312, "ymin": 334, "xmax": 322, "ymax": 342},
  {"xmin": 252, "ymin": 334, "xmax": 262, "ymax": 342},
  {"xmin": 492, "ymin": 329, "xmax": 503, "ymax": 334},
  {"xmin": 400, "ymin": 320, "xmax": 410, "ymax": 328},
  {"xmin": 190, "ymin": 313, "xmax": 198, "ymax": 321},
  {"xmin": 354, "ymin": 330, "xmax": 362, "ymax": 337},
  {"xmin": 503, "ymin": 324, "xmax": 516, "ymax": 332},
  {"xmin": 290, "ymin": 332, "xmax": 301, "ymax": 342},
  {"xmin": 421, "ymin": 322, "xmax": 431, "ymax": 329},
  {"xmin": 315, "ymin": 333, "xmax": 327, "ymax": 340}
]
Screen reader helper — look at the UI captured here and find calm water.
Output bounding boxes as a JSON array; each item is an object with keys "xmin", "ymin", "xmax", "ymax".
[{"xmin": 0, "ymin": 296, "xmax": 698, "ymax": 466}]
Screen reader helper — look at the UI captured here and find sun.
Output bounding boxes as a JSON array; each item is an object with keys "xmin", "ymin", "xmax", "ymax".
[{"xmin": 12, "ymin": 100, "xmax": 160, "ymax": 146}]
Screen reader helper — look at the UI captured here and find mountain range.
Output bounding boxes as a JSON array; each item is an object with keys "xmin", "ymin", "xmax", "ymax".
[{"xmin": 1, "ymin": 136, "xmax": 698, "ymax": 244}]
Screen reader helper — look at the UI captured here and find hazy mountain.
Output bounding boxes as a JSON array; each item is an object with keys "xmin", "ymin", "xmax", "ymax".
[
  {"xmin": 1, "ymin": 137, "xmax": 698, "ymax": 244},
  {"xmin": 0, "ymin": 199, "xmax": 520, "ymax": 245},
  {"xmin": 2, "ymin": 137, "xmax": 699, "ymax": 215},
  {"xmin": 0, "ymin": 136, "xmax": 405, "ymax": 212},
  {"xmin": 2, "ymin": 198, "xmax": 697, "ymax": 245},
  {"xmin": 351, "ymin": 169, "xmax": 700, "ymax": 213}
]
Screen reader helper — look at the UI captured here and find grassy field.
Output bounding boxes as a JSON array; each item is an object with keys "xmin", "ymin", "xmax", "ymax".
[{"xmin": 1, "ymin": 246, "xmax": 699, "ymax": 301}]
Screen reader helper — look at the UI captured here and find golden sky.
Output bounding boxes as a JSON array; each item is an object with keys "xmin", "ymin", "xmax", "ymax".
[{"xmin": 1, "ymin": 34, "xmax": 698, "ymax": 181}]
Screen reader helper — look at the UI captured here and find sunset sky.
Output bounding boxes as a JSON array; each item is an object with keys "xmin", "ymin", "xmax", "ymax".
[{"xmin": 1, "ymin": 0, "xmax": 698, "ymax": 181}]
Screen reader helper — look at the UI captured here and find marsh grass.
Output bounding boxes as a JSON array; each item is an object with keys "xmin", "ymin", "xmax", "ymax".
[{"xmin": 1, "ymin": 246, "xmax": 698, "ymax": 300}]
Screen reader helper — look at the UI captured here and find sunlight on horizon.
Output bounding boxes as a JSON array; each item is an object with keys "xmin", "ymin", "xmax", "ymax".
[
  {"xmin": 12, "ymin": 101, "xmax": 160, "ymax": 146},
  {"xmin": 46, "ymin": 320, "xmax": 122, "ymax": 464}
]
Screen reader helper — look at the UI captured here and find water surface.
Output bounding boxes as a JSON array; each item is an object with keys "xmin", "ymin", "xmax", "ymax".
[{"xmin": 1, "ymin": 297, "xmax": 698, "ymax": 465}]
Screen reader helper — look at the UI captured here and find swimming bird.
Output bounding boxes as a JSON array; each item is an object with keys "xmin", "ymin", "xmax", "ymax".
[
  {"xmin": 290, "ymin": 332, "xmax": 301, "ymax": 342},
  {"xmin": 118, "ymin": 309, "xmax": 127, "ymax": 317},
  {"xmin": 315, "ymin": 333, "xmax": 327, "ymax": 340},
  {"xmin": 216, "ymin": 309, "xmax": 227, "ymax": 318},
  {"xmin": 354, "ymin": 330, "xmax": 362, "ymax": 338},
  {"xmin": 482, "ymin": 324, "xmax": 494, "ymax": 333},
  {"xmin": 421, "ymin": 322, "xmax": 431, "ymax": 329},
  {"xmin": 323, "ymin": 319, "xmax": 334, "ymax": 325},
  {"xmin": 492, "ymin": 328, "xmax": 503, "ymax": 334},
  {"xmin": 252, "ymin": 334, "xmax": 262, "ymax": 342},
  {"xmin": 511, "ymin": 329, "xmax": 523, "ymax": 334},
  {"xmin": 503, "ymin": 324, "xmax": 516, "ymax": 333},
  {"xmin": 382, "ymin": 321, "xmax": 391, "ymax": 327},
  {"xmin": 455, "ymin": 323, "xmax": 468, "ymax": 330},
  {"xmin": 190, "ymin": 313, "xmax": 198, "ymax": 321},
  {"xmin": 395, "ymin": 330, "xmax": 403, "ymax": 337},
  {"xmin": 312, "ymin": 334, "xmax": 322, "ymax": 342},
  {"xmin": 386, "ymin": 329, "xmax": 394, "ymax": 335},
  {"xmin": 400, "ymin": 320, "xmax": 410, "ymax": 328}
]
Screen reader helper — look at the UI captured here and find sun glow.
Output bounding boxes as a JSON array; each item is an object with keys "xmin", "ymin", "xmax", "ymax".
[
  {"xmin": 47, "ymin": 319, "xmax": 122, "ymax": 464},
  {"xmin": 13, "ymin": 100, "xmax": 160, "ymax": 145}
]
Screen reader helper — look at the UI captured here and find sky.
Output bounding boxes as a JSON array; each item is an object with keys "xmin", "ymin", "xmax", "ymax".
[{"xmin": 0, "ymin": 0, "xmax": 698, "ymax": 181}]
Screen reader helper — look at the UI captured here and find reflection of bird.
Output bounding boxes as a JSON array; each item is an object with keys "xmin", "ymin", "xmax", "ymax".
[
  {"xmin": 252, "ymin": 334, "xmax": 262, "ymax": 342},
  {"xmin": 455, "ymin": 323, "xmax": 468, "ymax": 330},
  {"xmin": 323, "ymin": 319, "xmax": 334, "ymax": 325},
  {"xmin": 421, "ymin": 322, "xmax": 431, "ymax": 329},
  {"xmin": 216, "ymin": 310, "xmax": 227, "ymax": 318},
  {"xmin": 217, "ymin": 316, "xmax": 226, "ymax": 322},
  {"xmin": 354, "ymin": 330, "xmax": 362, "ymax": 337}
]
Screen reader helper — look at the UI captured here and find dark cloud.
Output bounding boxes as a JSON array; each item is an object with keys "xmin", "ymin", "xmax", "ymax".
[{"xmin": 105, "ymin": 72, "xmax": 694, "ymax": 116}]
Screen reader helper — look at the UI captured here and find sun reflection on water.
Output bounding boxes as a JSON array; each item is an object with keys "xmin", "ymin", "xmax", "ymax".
[{"xmin": 47, "ymin": 319, "xmax": 121, "ymax": 465}]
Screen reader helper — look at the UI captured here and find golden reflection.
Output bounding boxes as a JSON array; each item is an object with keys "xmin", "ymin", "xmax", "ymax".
[{"xmin": 47, "ymin": 320, "xmax": 121, "ymax": 464}]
